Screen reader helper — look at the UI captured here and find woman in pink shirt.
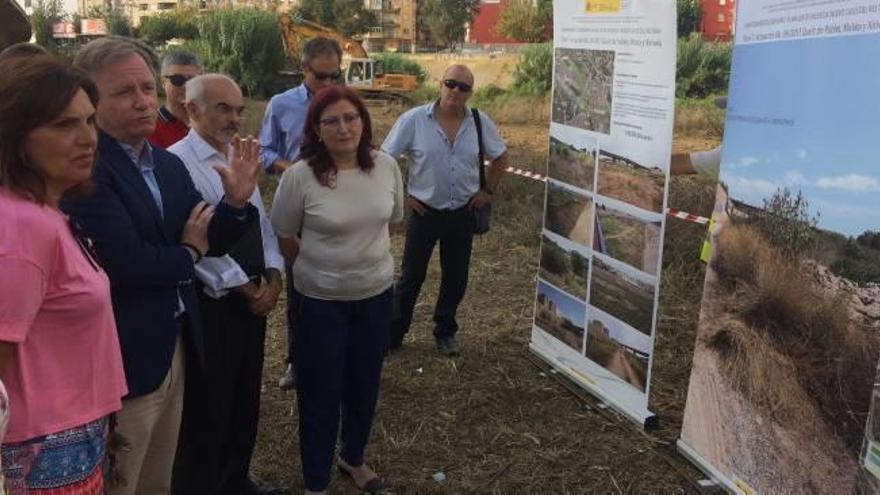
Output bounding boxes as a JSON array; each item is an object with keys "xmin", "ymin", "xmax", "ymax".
[{"xmin": 0, "ymin": 56, "xmax": 127, "ymax": 493}]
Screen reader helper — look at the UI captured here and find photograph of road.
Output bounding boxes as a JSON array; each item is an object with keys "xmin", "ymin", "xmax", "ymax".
[
  {"xmin": 552, "ymin": 48, "xmax": 614, "ymax": 134},
  {"xmin": 548, "ymin": 135, "xmax": 596, "ymax": 192},
  {"xmin": 596, "ymin": 150, "xmax": 665, "ymax": 213},
  {"xmin": 585, "ymin": 308, "xmax": 651, "ymax": 392},
  {"xmin": 681, "ymin": 33, "xmax": 880, "ymax": 492},
  {"xmin": 594, "ymin": 202, "xmax": 661, "ymax": 275},
  {"xmin": 588, "ymin": 256, "xmax": 655, "ymax": 335},
  {"xmin": 534, "ymin": 280, "xmax": 586, "ymax": 353},
  {"xmin": 544, "ymin": 180, "xmax": 594, "ymax": 248},
  {"xmin": 539, "ymin": 233, "xmax": 589, "ymax": 300}
]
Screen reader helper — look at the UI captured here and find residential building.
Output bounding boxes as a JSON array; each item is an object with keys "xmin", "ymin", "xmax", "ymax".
[
  {"xmin": 466, "ymin": 0, "xmax": 517, "ymax": 45},
  {"xmin": 15, "ymin": 0, "xmax": 78, "ymax": 14},
  {"xmin": 362, "ymin": 0, "xmax": 417, "ymax": 53}
]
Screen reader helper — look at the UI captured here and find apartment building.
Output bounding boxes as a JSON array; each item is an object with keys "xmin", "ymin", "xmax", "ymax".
[{"xmin": 362, "ymin": 0, "xmax": 417, "ymax": 53}]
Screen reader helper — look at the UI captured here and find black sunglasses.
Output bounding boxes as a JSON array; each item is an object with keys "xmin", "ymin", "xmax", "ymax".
[
  {"xmin": 163, "ymin": 74, "xmax": 194, "ymax": 87},
  {"xmin": 443, "ymin": 79, "xmax": 473, "ymax": 92},
  {"xmin": 309, "ymin": 67, "xmax": 342, "ymax": 81}
]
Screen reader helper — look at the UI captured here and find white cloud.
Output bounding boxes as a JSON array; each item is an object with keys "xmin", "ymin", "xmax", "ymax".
[
  {"xmin": 728, "ymin": 176, "xmax": 779, "ymax": 197},
  {"xmin": 816, "ymin": 174, "xmax": 880, "ymax": 192},
  {"xmin": 734, "ymin": 156, "xmax": 760, "ymax": 168},
  {"xmin": 795, "ymin": 148, "xmax": 808, "ymax": 160}
]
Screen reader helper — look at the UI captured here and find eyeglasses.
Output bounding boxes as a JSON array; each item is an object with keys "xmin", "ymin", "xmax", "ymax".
[
  {"xmin": 309, "ymin": 67, "xmax": 342, "ymax": 82},
  {"xmin": 319, "ymin": 112, "xmax": 362, "ymax": 128},
  {"xmin": 443, "ymin": 79, "xmax": 473, "ymax": 93},
  {"xmin": 163, "ymin": 74, "xmax": 194, "ymax": 87}
]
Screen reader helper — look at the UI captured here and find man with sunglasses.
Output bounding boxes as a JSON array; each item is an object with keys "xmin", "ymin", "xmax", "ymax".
[
  {"xmin": 258, "ymin": 37, "xmax": 343, "ymax": 390},
  {"xmin": 382, "ymin": 64, "xmax": 508, "ymax": 357},
  {"xmin": 148, "ymin": 51, "xmax": 202, "ymax": 149}
]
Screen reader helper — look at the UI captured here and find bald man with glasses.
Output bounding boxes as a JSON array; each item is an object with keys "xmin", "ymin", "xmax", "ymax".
[{"xmin": 382, "ymin": 64, "xmax": 508, "ymax": 357}]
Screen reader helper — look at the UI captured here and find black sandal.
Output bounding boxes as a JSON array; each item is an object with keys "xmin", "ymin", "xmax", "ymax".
[{"xmin": 337, "ymin": 459, "xmax": 383, "ymax": 493}]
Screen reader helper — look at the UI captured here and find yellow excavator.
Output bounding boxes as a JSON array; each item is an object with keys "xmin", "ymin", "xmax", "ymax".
[{"xmin": 277, "ymin": 11, "xmax": 418, "ymax": 100}]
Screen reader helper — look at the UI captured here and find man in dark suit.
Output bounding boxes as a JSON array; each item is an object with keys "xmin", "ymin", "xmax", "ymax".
[{"xmin": 63, "ymin": 37, "xmax": 260, "ymax": 495}]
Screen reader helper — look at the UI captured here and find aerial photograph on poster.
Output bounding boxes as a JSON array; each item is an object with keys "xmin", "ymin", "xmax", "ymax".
[
  {"xmin": 539, "ymin": 233, "xmax": 590, "ymax": 300},
  {"xmin": 588, "ymin": 256, "xmax": 655, "ymax": 335},
  {"xmin": 594, "ymin": 202, "xmax": 661, "ymax": 275},
  {"xmin": 681, "ymin": 34, "xmax": 880, "ymax": 493},
  {"xmin": 596, "ymin": 150, "xmax": 665, "ymax": 213},
  {"xmin": 534, "ymin": 280, "xmax": 586, "ymax": 352},
  {"xmin": 552, "ymin": 48, "xmax": 614, "ymax": 134},
  {"xmin": 544, "ymin": 180, "xmax": 594, "ymax": 248},
  {"xmin": 548, "ymin": 127, "xmax": 597, "ymax": 192}
]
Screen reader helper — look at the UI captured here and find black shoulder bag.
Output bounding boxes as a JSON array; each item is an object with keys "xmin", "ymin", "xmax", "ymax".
[{"xmin": 472, "ymin": 108, "xmax": 492, "ymax": 234}]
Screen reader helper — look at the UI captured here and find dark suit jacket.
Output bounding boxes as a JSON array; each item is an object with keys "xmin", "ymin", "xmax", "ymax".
[{"xmin": 62, "ymin": 131, "xmax": 256, "ymax": 398}]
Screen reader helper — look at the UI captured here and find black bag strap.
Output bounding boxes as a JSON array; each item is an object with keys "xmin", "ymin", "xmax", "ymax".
[{"xmin": 471, "ymin": 108, "xmax": 486, "ymax": 191}]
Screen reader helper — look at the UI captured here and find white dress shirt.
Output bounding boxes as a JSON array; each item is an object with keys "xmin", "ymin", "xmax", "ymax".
[{"xmin": 169, "ymin": 130, "xmax": 284, "ymax": 299}]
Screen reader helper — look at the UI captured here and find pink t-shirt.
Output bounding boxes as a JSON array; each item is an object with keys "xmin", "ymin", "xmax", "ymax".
[{"xmin": 0, "ymin": 189, "xmax": 127, "ymax": 442}]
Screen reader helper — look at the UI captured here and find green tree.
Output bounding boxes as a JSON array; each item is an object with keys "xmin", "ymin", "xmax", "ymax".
[
  {"xmin": 137, "ymin": 9, "xmax": 199, "ymax": 46},
  {"xmin": 94, "ymin": 7, "xmax": 133, "ymax": 36},
  {"xmin": 494, "ymin": 0, "xmax": 549, "ymax": 42},
  {"xmin": 189, "ymin": 8, "xmax": 286, "ymax": 98},
  {"xmin": 511, "ymin": 42, "xmax": 552, "ymax": 95},
  {"xmin": 419, "ymin": 0, "xmax": 479, "ymax": 50},
  {"xmin": 29, "ymin": 0, "xmax": 63, "ymax": 49},
  {"xmin": 295, "ymin": 0, "xmax": 377, "ymax": 37},
  {"xmin": 749, "ymin": 187, "xmax": 820, "ymax": 258},
  {"xmin": 677, "ymin": 0, "xmax": 701, "ymax": 38}
]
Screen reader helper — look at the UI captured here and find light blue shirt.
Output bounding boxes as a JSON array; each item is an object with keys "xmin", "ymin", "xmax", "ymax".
[
  {"xmin": 259, "ymin": 84, "xmax": 310, "ymax": 170},
  {"xmin": 381, "ymin": 101, "xmax": 506, "ymax": 210},
  {"xmin": 120, "ymin": 141, "xmax": 163, "ymax": 217},
  {"xmin": 119, "ymin": 140, "xmax": 186, "ymax": 316},
  {"xmin": 170, "ymin": 130, "xmax": 285, "ymax": 299}
]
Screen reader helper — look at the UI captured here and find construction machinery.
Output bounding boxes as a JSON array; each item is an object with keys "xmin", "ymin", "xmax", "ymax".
[{"xmin": 277, "ymin": 12, "xmax": 418, "ymax": 101}]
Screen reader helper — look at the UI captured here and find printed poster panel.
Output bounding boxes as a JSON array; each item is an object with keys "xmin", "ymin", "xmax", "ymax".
[
  {"xmin": 531, "ymin": 0, "xmax": 676, "ymax": 426},
  {"xmin": 678, "ymin": 1, "xmax": 880, "ymax": 491}
]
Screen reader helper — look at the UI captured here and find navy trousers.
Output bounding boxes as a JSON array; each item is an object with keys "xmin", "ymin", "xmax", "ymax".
[
  {"xmin": 391, "ymin": 206, "xmax": 475, "ymax": 342},
  {"xmin": 291, "ymin": 287, "xmax": 392, "ymax": 492}
]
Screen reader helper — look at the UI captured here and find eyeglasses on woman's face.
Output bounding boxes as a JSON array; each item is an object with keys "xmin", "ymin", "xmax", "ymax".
[{"xmin": 319, "ymin": 112, "xmax": 362, "ymax": 129}]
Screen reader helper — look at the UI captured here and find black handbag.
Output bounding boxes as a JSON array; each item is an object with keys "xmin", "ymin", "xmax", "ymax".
[{"xmin": 471, "ymin": 108, "xmax": 492, "ymax": 235}]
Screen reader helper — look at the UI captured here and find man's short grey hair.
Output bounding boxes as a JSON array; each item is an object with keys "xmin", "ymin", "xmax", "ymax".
[
  {"xmin": 161, "ymin": 50, "xmax": 201, "ymax": 73},
  {"xmin": 301, "ymin": 37, "xmax": 342, "ymax": 65},
  {"xmin": 73, "ymin": 35, "xmax": 159, "ymax": 77},
  {"xmin": 185, "ymin": 73, "xmax": 239, "ymax": 110}
]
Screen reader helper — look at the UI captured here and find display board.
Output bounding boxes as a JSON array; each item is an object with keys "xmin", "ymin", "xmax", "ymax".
[
  {"xmin": 530, "ymin": 0, "xmax": 677, "ymax": 427},
  {"xmin": 678, "ymin": 1, "xmax": 880, "ymax": 491}
]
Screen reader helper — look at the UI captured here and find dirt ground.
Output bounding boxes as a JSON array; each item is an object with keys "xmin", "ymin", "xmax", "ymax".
[{"xmin": 247, "ymin": 101, "xmax": 721, "ymax": 493}]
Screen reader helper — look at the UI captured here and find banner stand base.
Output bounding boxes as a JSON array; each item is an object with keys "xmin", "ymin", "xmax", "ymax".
[
  {"xmin": 529, "ymin": 343, "xmax": 658, "ymax": 430},
  {"xmin": 677, "ymin": 439, "xmax": 742, "ymax": 494}
]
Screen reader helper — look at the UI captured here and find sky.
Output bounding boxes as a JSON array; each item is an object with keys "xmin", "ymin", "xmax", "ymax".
[
  {"xmin": 589, "ymin": 307, "xmax": 651, "ymax": 354},
  {"xmin": 538, "ymin": 280, "xmax": 586, "ymax": 329},
  {"xmin": 720, "ymin": 33, "xmax": 880, "ymax": 236}
]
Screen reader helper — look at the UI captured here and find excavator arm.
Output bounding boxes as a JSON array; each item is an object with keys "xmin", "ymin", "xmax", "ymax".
[{"xmin": 277, "ymin": 12, "xmax": 368, "ymax": 62}]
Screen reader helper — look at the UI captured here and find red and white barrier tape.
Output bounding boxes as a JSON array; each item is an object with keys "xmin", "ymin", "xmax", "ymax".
[{"xmin": 504, "ymin": 166, "xmax": 710, "ymax": 225}]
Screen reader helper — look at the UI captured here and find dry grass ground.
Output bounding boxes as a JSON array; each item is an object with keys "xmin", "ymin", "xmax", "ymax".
[{"xmin": 245, "ymin": 100, "xmax": 719, "ymax": 493}]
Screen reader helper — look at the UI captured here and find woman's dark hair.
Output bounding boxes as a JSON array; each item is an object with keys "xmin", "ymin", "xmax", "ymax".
[
  {"xmin": 300, "ymin": 86, "xmax": 374, "ymax": 187},
  {"xmin": 0, "ymin": 56, "xmax": 99, "ymax": 203}
]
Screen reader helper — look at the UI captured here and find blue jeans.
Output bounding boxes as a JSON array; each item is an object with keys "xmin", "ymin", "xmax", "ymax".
[{"xmin": 291, "ymin": 287, "xmax": 392, "ymax": 492}]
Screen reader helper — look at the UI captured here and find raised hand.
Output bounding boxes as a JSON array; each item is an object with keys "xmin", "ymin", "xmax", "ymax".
[{"xmin": 216, "ymin": 134, "xmax": 261, "ymax": 208}]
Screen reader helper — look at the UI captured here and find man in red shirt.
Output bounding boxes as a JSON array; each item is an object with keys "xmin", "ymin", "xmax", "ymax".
[{"xmin": 148, "ymin": 51, "xmax": 201, "ymax": 149}]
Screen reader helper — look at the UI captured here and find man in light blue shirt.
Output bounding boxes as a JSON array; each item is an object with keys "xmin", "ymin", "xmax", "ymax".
[
  {"xmin": 258, "ymin": 37, "xmax": 342, "ymax": 389},
  {"xmin": 382, "ymin": 64, "xmax": 508, "ymax": 356}
]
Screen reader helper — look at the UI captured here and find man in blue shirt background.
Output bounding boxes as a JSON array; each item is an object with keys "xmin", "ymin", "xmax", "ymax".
[
  {"xmin": 382, "ymin": 64, "xmax": 508, "ymax": 357},
  {"xmin": 259, "ymin": 37, "xmax": 342, "ymax": 389}
]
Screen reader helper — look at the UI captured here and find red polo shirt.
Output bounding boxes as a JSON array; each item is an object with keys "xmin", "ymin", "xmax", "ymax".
[{"xmin": 147, "ymin": 106, "xmax": 189, "ymax": 149}]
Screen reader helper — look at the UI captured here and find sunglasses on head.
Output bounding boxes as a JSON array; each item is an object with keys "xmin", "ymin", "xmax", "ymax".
[
  {"xmin": 443, "ymin": 79, "xmax": 472, "ymax": 92},
  {"xmin": 163, "ymin": 74, "xmax": 194, "ymax": 87}
]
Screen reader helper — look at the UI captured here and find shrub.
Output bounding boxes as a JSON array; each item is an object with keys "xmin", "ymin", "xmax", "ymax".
[
  {"xmin": 372, "ymin": 54, "xmax": 427, "ymax": 84},
  {"xmin": 137, "ymin": 9, "xmax": 199, "ymax": 46},
  {"xmin": 676, "ymin": 34, "xmax": 731, "ymax": 98},
  {"xmin": 674, "ymin": 96, "xmax": 725, "ymax": 137},
  {"xmin": 540, "ymin": 244, "xmax": 570, "ymax": 275},
  {"xmin": 511, "ymin": 43, "xmax": 552, "ymax": 95},
  {"xmin": 188, "ymin": 8, "xmax": 286, "ymax": 99},
  {"xmin": 677, "ymin": 0, "xmax": 701, "ymax": 38},
  {"xmin": 748, "ymin": 187, "xmax": 819, "ymax": 259}
]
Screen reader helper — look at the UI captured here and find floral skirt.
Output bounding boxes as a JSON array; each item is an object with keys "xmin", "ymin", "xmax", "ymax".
[{"xmin": 1, "ymin": 417, "xmax": 107, "ymax": 495}]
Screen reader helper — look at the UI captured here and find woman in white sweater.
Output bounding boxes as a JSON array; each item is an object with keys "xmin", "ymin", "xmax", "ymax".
[{"xmin": 271, "ymin": 86, "xmax": 403, "ymax": 495}]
